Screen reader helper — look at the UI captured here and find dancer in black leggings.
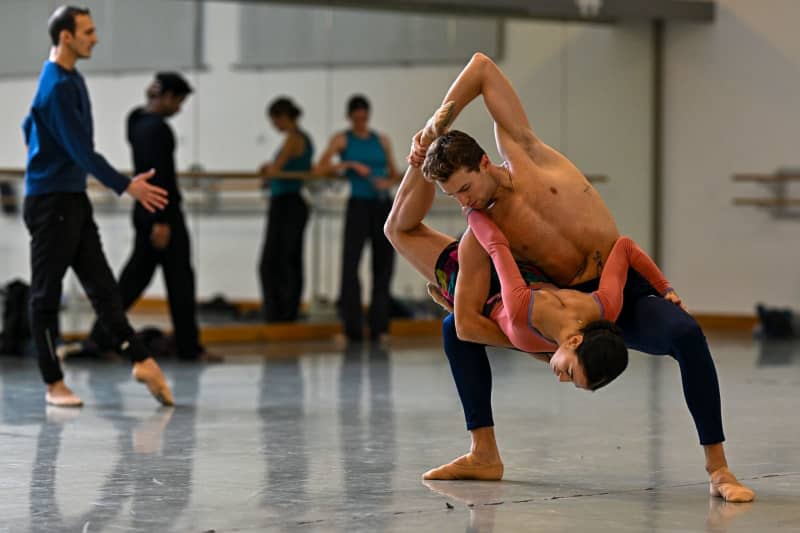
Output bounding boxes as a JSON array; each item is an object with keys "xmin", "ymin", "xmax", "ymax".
[
  {"xmin": 258, "ymin": 97, "xmax": 313, "ymax": 322},
  {"xmin": 87, "ymin": 72, "xmax": 213, "ymax": 362}
]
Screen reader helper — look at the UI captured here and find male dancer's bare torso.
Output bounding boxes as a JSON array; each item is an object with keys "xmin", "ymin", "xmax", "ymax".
[{"xmin": 484, "ymin": 137, "xmax": 620, "ymax": 287}]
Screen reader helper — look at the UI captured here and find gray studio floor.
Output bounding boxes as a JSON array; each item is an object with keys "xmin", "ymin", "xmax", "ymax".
[{"xmin": 0, "ymin": 332, "xmax": 798, "ymax": 532}]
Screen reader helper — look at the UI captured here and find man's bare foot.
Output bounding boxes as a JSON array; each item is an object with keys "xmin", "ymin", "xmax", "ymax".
[
  {"xmin": 132, "ymin": 358, "xmax": 174, "ymax": 406},
  {"xmin": 709, "ymin": 466, "xmax": 755, "ymax": 502},
  {"xmin": 45, "ymin": 380, "xmax": 83, "ymax": 407},
  {"xmin": 422, "ymin": 453, "xmax": 504, "ymax": 481}
]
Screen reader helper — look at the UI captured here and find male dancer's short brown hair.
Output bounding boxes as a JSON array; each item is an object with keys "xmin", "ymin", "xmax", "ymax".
[{"xmin": 422, "ymin": 130, "xmax": 486, "ymax": 182}]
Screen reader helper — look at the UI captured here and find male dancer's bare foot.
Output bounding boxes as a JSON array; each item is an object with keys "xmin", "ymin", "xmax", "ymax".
[
  {"xmin": 45, "ymin": 380, "xmax": 83, "ymax": 407},
  {"xmin": 132, "ymin": 358, "xmax": 174, "ymax": 406},
  {"xmin": 709, "ymin": 466, "xmax": 755, "ymax": 503},
  {"xmin": 423, "ymin": 452, "xmax": 504, "ymax": 481},
  {"xmin": 424, "ymin": 427, "xmax": 504, "ymax": 480}
]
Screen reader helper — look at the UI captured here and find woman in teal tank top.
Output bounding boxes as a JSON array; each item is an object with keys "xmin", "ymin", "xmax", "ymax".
[
  {"xmin": 258, "ymin": 97, "xmax": 313, "ymax": 322},
  {"xmin": 315, "ymin": 95, "xmax": 401, "ymax": 341}
]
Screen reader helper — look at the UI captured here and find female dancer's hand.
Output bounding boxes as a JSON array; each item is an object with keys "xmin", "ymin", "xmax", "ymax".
[{"xmin": 665, "ymin": 290, "xmax": 688, "ymax": 312}]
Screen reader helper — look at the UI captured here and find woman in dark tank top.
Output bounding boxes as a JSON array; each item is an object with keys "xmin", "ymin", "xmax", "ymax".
[{"xmin": 258, "ymin": 97, "xmax": 314, "ymax": 322}]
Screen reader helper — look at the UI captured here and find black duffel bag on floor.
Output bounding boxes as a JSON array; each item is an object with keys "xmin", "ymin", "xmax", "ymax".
[{"xmin": 0, "ymin": 279, "xmax": 31, "ymax": 356}]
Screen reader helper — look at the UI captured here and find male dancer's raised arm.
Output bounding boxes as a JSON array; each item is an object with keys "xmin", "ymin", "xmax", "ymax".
[{"xmin": 409, "ymin": 52, "xmax": 542, "ymax": 167}]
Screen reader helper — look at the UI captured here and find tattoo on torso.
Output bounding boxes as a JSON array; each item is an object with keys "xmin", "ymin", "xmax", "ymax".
[{"xmin": 593, "ymin": 250, "xmax": 604, "ymax": 277}]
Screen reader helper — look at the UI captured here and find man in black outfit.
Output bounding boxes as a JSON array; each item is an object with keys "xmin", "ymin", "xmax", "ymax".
[{"xmin": 88, "ymin": 72, "xmax": 214, "ymax": 362}]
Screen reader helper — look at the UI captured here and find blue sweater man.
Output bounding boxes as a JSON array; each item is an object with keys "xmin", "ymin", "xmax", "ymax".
[{"xmin": 22, "ymin": 5, "xmax": 174, "ymax": 408}]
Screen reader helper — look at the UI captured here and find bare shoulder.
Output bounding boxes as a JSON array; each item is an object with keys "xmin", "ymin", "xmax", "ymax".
[
  {"xmin": 321, "ymin": 131, "xmax": 345, "ymax": 154},
  {"xmin": 495, "ymin": 123, "xmax": 548, "ymax": 168},
  {"xmin": 286, "ymin": 131, "xmax": 306, "ymax": 154},
  {"xmin": 511, "ymin": 141, "xmax": 590, "ymax": 190},
  {"xmin": 505, "ymin": 153, "xmax": 547, "ymax": 192}
]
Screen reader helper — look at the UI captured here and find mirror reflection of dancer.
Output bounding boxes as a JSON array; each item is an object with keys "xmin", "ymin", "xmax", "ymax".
[
  {"xmin": 258, "ymin": 97, "xmax": 314, "ymax": 323},
  {"xmin": 316, "ymin": 95, "xmax": 401, "ymax": 342},
  {"xmin": 22, "ymin": 6, "xmax": 173, "ymax": 407}
]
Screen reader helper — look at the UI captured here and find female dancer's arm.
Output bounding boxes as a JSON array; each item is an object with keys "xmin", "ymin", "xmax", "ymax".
[
  {"xmin": 594, "ymin": 236, "xmax": 674, "ymax": 322},
  {"xmin": 259, "ymin": 131, "xmax": 304, "ymax": 176},
  {"xmin": 466, "ymin": 210, "xmax": 558, "ymax": 353},
  {"xmin": 454, "ymin": 232, "xmax": 515, "ymax": 349}
]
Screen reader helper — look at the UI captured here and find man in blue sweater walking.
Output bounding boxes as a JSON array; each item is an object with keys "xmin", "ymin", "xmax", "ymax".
[{"xmin": 22, "ymin": 5, "xmax": 174, "ymax": 407}]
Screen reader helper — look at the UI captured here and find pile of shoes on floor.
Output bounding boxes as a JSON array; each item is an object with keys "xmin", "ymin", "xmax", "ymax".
[
  {"xmin": 755, "ymin": 303, "xmax": 798, "ymax": 338},
  {"xmin": 0, "ymin": 279, "xmax": 29, "ymax": 356}
]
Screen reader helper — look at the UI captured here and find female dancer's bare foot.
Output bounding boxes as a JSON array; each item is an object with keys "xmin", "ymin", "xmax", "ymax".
[{"xmin": 709, "ymin": 466, "xmax": 755, "ymax": 503}]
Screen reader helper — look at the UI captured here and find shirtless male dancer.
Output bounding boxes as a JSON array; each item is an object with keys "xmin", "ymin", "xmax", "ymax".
[{"xmin": 395, "ymin": 53, "xmax": 753, "ymax": 502}]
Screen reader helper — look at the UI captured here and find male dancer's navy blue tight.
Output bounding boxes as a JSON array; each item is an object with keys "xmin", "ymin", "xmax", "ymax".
[{"xmin": 442, "ymin": 269, "xmax": 724, "ymax": 445}]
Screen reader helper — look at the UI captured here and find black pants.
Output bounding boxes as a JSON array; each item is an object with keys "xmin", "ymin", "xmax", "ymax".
[
  {"xmin": 339, "ymin": 197, "xmax": 395, "ymax": 340},
  {"xmin": 89, "ymin": 206, "xmax": 201, "ymax": 359},
  {"xmin": 258, "ymin": 193, "xmax": 309, "ymax": 322},
  {"xmin": 23, "ymin": 192, "xmax": 147, "ymax": 385}
]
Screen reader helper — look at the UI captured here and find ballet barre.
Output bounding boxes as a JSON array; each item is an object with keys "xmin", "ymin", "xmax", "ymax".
[
  {"xmin": 732, "ymin": 172, "xmax": 800, "ymax": 219},
  {"xmin": 0, "ymin": 168, "xmax": 608, "ymax": 214}
]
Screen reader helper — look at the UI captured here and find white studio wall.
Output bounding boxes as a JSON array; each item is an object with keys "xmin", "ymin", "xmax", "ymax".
[
  {"xmin": 664, "ymin": 0, "xmax": 800, "ymax": 313},
  {"xmin": 0, "ymin": 1, "xmax": 653, "ymax": 307}
]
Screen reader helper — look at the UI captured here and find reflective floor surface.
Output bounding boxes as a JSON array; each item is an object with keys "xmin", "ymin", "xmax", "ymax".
[{"xmin": 0, "ymin": 333, "xmax": 798, "ymax": 532}]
